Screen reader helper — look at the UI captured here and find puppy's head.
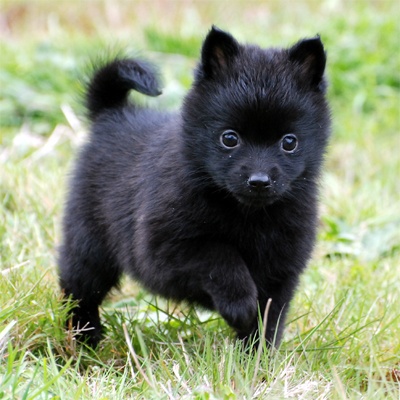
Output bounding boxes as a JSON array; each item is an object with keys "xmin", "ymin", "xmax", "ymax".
[{"xmin": 182, "ymin": 27, "xmax": 330, "ymax": 207}]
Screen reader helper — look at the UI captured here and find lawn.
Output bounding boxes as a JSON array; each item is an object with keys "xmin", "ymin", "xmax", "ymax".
[{"xmin": 1, "ymin": 1, "xmax": 399, "ymax": 399}]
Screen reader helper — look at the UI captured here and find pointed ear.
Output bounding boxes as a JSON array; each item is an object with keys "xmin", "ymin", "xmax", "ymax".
[
  {"xmin": 199, "ymin": 26, "xmax": 240, "ymax": 79},
  {"xmin": 289, "ymin": 36, "xmax": 327, "ymax": 90}
]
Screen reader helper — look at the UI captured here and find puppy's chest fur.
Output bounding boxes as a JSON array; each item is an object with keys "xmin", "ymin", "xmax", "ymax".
[{"xmin": 135, "ymin": 184, "xmax": 305, "ymax": 275}]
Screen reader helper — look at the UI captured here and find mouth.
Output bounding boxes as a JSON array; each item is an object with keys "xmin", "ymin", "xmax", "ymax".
[{"xmin": 234, "ymin": 193, "xmax": 278, "ymax": 207}]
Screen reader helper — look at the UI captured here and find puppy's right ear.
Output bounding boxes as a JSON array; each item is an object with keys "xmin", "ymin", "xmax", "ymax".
[{"xmin": 198, "ymin": 26, "xmax": 240, "ymax": 79}]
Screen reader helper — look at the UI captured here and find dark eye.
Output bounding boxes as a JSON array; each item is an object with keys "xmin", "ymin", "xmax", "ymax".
[
  {"xmin": 281, "ymin": 134, "xmax": 298, "ymax": 153},
  {"xmin": 220, "ymin": 130, "xmax": 240, "ymax": 148}
]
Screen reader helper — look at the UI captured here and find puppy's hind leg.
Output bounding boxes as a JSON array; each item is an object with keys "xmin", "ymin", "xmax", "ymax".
[{"xmin": 59, "ymin": 235, "xmax": 121, "ymax": 347}]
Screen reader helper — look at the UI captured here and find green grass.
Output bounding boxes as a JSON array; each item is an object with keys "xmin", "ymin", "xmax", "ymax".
[{"xmin": 1, "ymin": 1, "xmax": 399, "ymax": 398}]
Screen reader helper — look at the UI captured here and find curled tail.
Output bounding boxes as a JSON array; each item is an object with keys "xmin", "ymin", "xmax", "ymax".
[{"xmin": 86, "ymin": 58, "xmax": 162, "ymax": 120}]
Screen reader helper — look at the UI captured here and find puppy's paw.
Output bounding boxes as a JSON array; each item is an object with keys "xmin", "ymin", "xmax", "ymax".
[
  {"xmin": 66, "ymin": 305, "xmax": 103, "ymax": 348},
  {"xmin": 216, "ymin": 293, "xmax": 258, "ymax": 335}
]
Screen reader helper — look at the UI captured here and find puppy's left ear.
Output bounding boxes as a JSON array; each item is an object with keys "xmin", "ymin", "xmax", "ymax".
[
  {"xmin": 289, "ymin": 36, "xmax": 327, "ymax": 91},
  {"xmin": 199, "ymin": 26, "xmax": 240, "ymax": 79}
]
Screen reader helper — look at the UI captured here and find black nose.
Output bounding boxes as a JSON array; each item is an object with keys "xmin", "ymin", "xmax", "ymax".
[{"xmin": 247, "ymin": 173, "xmax": 271, "ymax": 189}]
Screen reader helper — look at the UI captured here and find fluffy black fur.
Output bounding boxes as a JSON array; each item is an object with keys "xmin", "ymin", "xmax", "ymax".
[{"xmin": 59, "ymin": 27, "xmax": 330, "ymax": 348}]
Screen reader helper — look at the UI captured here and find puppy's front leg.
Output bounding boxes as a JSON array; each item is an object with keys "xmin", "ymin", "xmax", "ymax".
[
  {"xmin": 141, "ymin": 240, "xmax": 258, "ymax": 336},
  {"xmin": 187, "ymin": 243, "xmax": 258, "ymax": 336}
]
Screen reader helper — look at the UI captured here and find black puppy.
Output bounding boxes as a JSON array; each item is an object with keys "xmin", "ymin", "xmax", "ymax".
[{"xmin": 59, "ymin": 27, "xmax": 330, "ymax": 348}]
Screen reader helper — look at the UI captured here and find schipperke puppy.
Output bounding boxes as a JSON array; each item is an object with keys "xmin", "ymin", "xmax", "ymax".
[{"xmin": 59, "ymin": 26, "xmax": 330, "ymax": 348}]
